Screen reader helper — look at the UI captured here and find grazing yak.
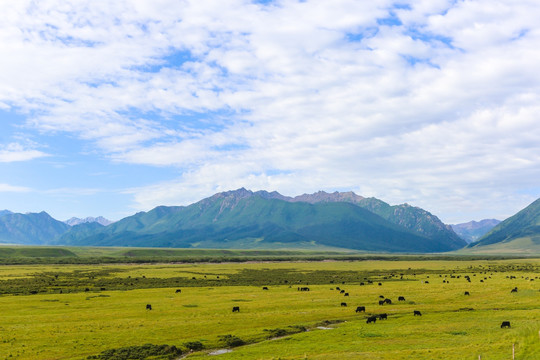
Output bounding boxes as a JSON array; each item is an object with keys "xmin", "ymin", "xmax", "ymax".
[
  {"xmin": 500, "ymin": 321, "xmax": 511, "ymax": 328},
  {"xmin": 232, "ymin": 306, "xmax": 240, "ymax": 312},
  {"xmin": 511, "ymin": 287, "xmax": 518, "ymax": 293},
  {"xmin": 146, "ymin": 304, "xmax": 152, "ymax": 310},
  {"xmin": 175, "ymin": 289, "xmax": 181, "ymax": 293},
  {"xmin": 464, "ymin": 291, "xmax": 470, "ymax": 296},
  {"xmin": 355, "ymin": 306, "xmax": 365, "ymax": 313},
  {"xmin": 383, "ymin": 298, "xmax": 392, "ymax": 304},
  {"xmin": 414, "ymin": 310, "xmax": 422, "ymax": 316},
  {"xmin": 262, "ymin": 287, "xmax": 269, "ymax": 290},
  {"xmin": 366, "ymin": 315, "xmax": 377, "ymax": 324},
  {"xmin": 398, "ymin": 296, "xmax": 406, "ymax": 301},
  {"xmin": 344, "ymin": 293, "xmax": 349, "ymax": 297},
  {"xmin": 378, "ymin": 300, "xmax": 385, "ymax": 305},
  {"xmin": 379, "ymin": 313, "xmax": 388, "ymax": 320},
  {"xmin": 341, "ymin": 302, "xmax": 347, "ymax": 307}
]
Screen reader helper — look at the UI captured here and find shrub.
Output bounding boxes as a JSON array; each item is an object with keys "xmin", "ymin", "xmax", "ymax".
[
  {"xmin": 218, "ymin": 335, "xmax": 245, "ymax": 348},
  {"xmin": 87, "ymin": 344, "xmax": 182, "ymax": 360},
  {"xmin": 183, "ymin": 341, "xmax": 204, "ymax": 351}
]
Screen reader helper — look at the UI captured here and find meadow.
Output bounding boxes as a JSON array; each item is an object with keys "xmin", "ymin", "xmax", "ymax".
[{"xmin": 0, "ymin": 258, "xmax": 538, "ymax": 359}]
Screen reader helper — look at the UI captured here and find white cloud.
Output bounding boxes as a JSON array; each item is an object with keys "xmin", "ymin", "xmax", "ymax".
[
  {"xmin": 0, "ymin": 183, "xmax": 31, "ymax": 192},
  {"xmin": 1, "ymin": 1, "xmax": 540, "ymax": 222},
  {"xmin": 0, "ymin": 143, "xmax": 48, "ymax": 162}
]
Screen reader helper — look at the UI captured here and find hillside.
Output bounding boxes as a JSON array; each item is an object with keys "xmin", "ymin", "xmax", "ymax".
[
  {"xmin": 267, "ymin": 190, "xmax": 464, "ymax": 249},
  {"xmin": 0, "ymin": 212, "xmax": 70, "ymax": 245},
  {"xmin": 470, "ymin": 198, "xmax": 540, "ymax": 248},
  {"xmin": 55, "ymin": 189, "xmax": 466, "ymax": 252}
]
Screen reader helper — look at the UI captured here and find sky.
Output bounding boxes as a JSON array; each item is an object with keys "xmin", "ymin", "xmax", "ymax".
[{"xmin": 1, "ymin": 0, "xmax": 539, "ymax": 224}]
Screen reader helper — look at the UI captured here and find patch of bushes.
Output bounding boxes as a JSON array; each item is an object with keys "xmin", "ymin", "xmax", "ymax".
[
  {"xmin": 87, "ymin": 344, "xmax": 182, "ymax": 360},
  {"xmin": 263, "ymin": 325, "xmax": 306, "ymax": 339},
  {"xmin": 218, "ymin": 334, "xmax": 245, "ymax": 348},
  {"xmin": 183, "ymin": 340, "xmax": 204, "ymax": 351}
]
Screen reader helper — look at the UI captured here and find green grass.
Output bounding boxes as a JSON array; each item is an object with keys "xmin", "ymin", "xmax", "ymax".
[
  {"xmin": 458, "ymin": 236, "xmax": 540, "ymax": 256},
  {"xmin": 0, "ymin": 259, "xmax": 538, "ymax": 359}
]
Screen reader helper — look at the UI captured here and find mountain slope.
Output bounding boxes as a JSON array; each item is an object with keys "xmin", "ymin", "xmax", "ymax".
[
  {"xmin": 451, "ymin": 219, "xmax": 501, "ymax": 243},
  {"xmin": 471, "ymin": 198, "xmax": 540, "ymax": 248},
  {"xmin": 0, "ymin": 212, "xmax": 70, "ymax": 245},
  {"xmin": 55, "ymin": 189, "xmax": 465, "ymax": 252},
  {"xmin": 276, "ymin": 191, "xmax": 464, "ymax": 249}
]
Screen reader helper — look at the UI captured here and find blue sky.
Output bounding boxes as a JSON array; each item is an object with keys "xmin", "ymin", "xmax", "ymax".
[{"xmin": 1, "ymin": 0, "xmax": 540, "ymax": 223}]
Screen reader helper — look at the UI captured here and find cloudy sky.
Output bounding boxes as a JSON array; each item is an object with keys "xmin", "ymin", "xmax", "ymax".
[{"xmin": 1, "ymin": 0, "xmax": 539, "ymax": 224}]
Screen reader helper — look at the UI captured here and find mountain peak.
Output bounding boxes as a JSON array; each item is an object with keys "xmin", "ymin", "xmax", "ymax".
[
  {"xmin": 450, "ymin": 219, "xmax": 501, "ymax": 243},
  {"xmin": 0, "ymin": 210, "xmax": 13, "ymax": 217},
  {"xmin": 65, "ymin": 216, "xmax": 113, "ymax": 227},
  {"xmin": 292, "ymin": 190, "xmax": 365, "ymax": 204}
]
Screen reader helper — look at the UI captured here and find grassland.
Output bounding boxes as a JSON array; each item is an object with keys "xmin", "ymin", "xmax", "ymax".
[{"xmin": 0, "ymin": 258, "xmax": 538, "ymax": 359}]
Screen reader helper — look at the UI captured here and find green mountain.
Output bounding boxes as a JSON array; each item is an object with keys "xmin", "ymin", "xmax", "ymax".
[
  {"xmin": 451, "ymin": 219, "xmax": 501, "ymax": 243},
  {"xmin": 271, "ymin": 191, "xmax": 464, "ymax": 249},
  {"xmin": 470, "ymin": 198, "xmax": 540, "ymax": 248},
  {"xmin": 55, "ymin": 189, "xmax": 466, "ymax": 252},
  {"xmin": 0, "ymin": 211, "xmax": 70, "ymax": 245}
]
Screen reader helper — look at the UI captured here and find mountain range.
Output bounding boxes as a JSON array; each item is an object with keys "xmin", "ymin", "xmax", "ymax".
[
  {"xmin": 64, "ymin": 216, "xmax": 113, "ymax": 226},
  {"xmin": 1, "ymin": 189, "xmax": 538, "ymax": 253},
  {"xmin": 450, "ymin": 219, "xmax": 501, "ymax": 243}
]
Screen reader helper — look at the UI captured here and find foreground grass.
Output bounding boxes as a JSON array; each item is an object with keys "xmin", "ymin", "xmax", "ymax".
[{"xmin": 0, "ymin": 259, "xmax": 538, "ymax": 359}]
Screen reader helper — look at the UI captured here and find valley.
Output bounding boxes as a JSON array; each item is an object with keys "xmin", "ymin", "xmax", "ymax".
[{"xmin": 0, "ymin": 257, "xmax": 538, "ymax": 359}]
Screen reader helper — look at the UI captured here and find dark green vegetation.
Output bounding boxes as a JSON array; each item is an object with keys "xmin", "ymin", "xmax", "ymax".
[
  {"xmin": 87, "ymin": 344, "xmax": 182, "ymax": 360},
  {"xmin": 0, "ymin": 246, "xmax": 76, "ymax": 259},
  {"xmin": 0, "ymin": 245, "xmax": 528, "ymax": 266},
  {"xmin": 451, "ymin": 219, "xmax": 501, "ymax": 243},
  {"xmin": 472, "ymin": 198, "xmax": 540, "ymax": 248},
  {"xmin": 54, "ymin": 189, "xmax": 466, "ymax": 252}
]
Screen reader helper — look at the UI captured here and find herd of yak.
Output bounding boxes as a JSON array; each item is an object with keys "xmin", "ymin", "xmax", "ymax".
[{"xmin": 143, "ymin": 276, "xmax": 524, "ymax": 329}]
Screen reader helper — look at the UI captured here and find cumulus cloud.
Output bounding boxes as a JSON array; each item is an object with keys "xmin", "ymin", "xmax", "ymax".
[{"xmin": 1, "ymin": 0, "xmax": 540, "ymax": 222}]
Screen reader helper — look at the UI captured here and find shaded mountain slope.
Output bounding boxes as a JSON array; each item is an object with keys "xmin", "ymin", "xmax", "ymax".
[
  {"xmin": 266, "ymin": 190, "xmax": 464, "ymax": 249},
  {"xmin": 471, "ymin": 198, "xmax": 540, "ymax": 247},
  {"xmin": 0, "ymin": 212, "xmax": 70, "ymax": 245}
]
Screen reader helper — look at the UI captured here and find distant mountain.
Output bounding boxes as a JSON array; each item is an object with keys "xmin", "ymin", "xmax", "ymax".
[
  {"xmin": 64, "ymin": 216, "xmax": 113, "ymax": 226},
  {"xmin": 470, "ymin": 198, "xmax": 540, "ymax": 248},
  {"xmin": 0, "ymin": 211, "xmax": 70, "ymax": 245},
  {"xmin": 0, "ymin": 210, "xmax": 13, "ymax": 217},
  {"xmin": 53, "ymin": 189, "xmax": 466, "ymax": 252},
  {"xmin": 58, "ymin": 222, "xmax": 106, "ymax": 244},
  {"xmin": 451, "ymin": 219, "xmax": 501, "ymax": 243}
]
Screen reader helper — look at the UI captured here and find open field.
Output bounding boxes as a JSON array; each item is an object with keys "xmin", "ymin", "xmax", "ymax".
[{"xmin": 0, "ymin": 258, "xmax": 539, "ymax": 359}]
